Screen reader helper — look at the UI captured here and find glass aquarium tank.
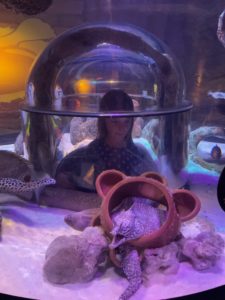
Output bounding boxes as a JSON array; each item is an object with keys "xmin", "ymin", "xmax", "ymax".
[
  {"xmin": 22, "ymin": 23, "xmax": 191, "ymax": 188},
  {"xmin": 0, "ymin": 2, "xmax": 225, "ymax": 300}
]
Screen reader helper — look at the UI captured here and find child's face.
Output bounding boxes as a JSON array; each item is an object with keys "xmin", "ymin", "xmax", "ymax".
[{"xmin": 105, "ymin": 117, "xmax": 132, "ymax": 147}]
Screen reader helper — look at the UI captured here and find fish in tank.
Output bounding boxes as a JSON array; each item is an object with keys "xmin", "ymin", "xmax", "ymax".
[{"xmin": 0, "ymin": 2, "xmax": 225, "ymax": 300}]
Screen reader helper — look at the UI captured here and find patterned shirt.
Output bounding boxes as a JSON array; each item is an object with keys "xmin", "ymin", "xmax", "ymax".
[{"xmin": 56, "ymin": 138, "xmax": 157, "ymax": 191}]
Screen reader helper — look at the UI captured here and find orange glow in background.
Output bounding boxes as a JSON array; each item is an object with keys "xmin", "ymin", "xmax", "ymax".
[
  {"xmin": 0, "ymin": 51, "xmax": 33, "ymax": 93},
  {"xmin": 0, "ymin": 18, "xmax": 55, "ymax": 103},
  {"xmin": 74, "ymin": 78, "xmax": 92, "ymax": 94}
]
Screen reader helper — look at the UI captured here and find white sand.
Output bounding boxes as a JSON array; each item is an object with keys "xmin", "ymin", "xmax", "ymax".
[{"xmin": 0, "ymin": 183, "xmax": 225, "ymax": 300}]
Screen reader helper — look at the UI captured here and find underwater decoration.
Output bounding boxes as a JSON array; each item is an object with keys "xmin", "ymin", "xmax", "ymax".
[
  {"xmin": 43, "ymin": 226, "xmax": 108, "ymax": 284},
  {"xmin": 96, "ymin": 170, "xmax": 201, "ymax": 250},
  {"xmin": 21, "ymin": 23, "xmax": 190, "ymax": 189},
  {"xmin": 189, "ymin": 127, "xmax": 225, "ymax": 173},
  {"xmin": 211, "ymin": 144, "xmax": 222, "ymax": 160},
  {"xmin": 43, "ymin": 170, "xmax": 225, "ymax": 300}
]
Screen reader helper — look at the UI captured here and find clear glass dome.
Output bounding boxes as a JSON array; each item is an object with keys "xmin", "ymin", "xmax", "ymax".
[{"xmin": 23, "ymin": 23, "xmax": 191, "ymax": 117}]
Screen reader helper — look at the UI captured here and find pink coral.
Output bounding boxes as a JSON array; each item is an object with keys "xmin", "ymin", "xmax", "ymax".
[
  {"xmin": 181, "ymin": 231, "xmax": 225, "ymax": 271},
  {"xmin": 43, "ymin": 226, "xmax": 109, "ymax": 284},
  {"xmin": 143, "ymin": 242, "xmax": 180, "ymax": 275}
]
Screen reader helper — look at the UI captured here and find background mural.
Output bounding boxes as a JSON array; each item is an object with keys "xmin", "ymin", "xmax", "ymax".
[
  {"xmin": 0, "ymin": 0, "xmax": 225, "ymax": 139},
  {"xmin": 0, "ymin": 18, "xmax": 55, "ymax": 131}
]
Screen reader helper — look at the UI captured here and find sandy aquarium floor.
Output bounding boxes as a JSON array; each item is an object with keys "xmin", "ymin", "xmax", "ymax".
[
  {"xmin": 0, "ymin": 185, "xmax": 225, "ymax": 300},
  {"xmin": 0, "ymin": 144, "xmax": 225, "ymax": 300}
]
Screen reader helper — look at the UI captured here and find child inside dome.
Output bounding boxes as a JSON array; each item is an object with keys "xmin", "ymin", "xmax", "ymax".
[{"xmin": 55, "ymin": 89, "xmax": 157, "ymax": 191}]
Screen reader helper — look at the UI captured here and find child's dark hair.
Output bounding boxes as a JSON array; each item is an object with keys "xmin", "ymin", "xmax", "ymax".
[{"xmin": 97, "ymin": 89, "xmax": 134, "ymax": 142}]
